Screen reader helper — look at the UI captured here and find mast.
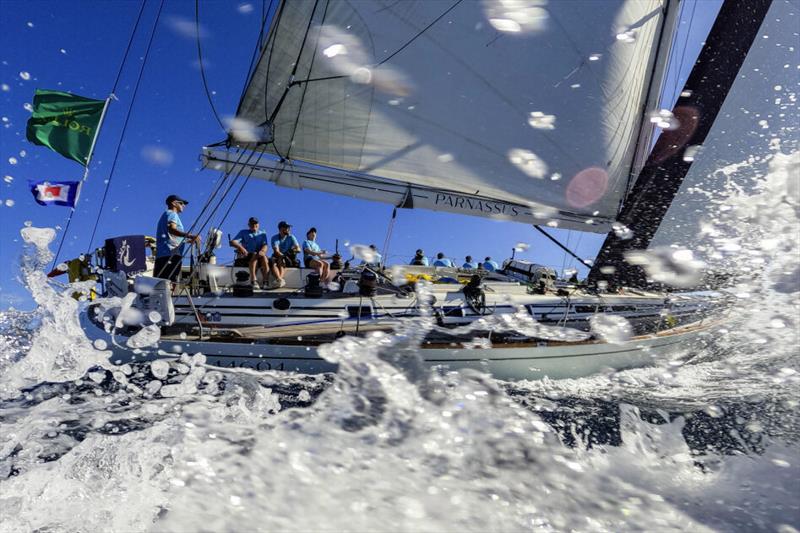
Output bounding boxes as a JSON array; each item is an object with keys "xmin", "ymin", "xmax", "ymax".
[{"xmin": 588, "ymin": 0, "xmax": 773, "ymax": 289}]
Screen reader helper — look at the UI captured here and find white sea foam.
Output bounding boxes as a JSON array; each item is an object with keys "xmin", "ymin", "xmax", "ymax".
[{"xmin": 0, "ymin": 152, "xmax": 798, "ymax": 531}]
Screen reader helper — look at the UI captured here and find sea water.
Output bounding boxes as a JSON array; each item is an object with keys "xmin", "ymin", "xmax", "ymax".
[{"xmin": 0, "ymin": 154, "xmax": 798, "ymax": 532}]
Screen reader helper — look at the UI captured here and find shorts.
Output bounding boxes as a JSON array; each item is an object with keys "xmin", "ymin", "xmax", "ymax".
[
  {"xmin": 274, "ymin": 253, "xmax": 299, "ymax": 268},
  {"xmin": 303, "ymin": 256, "xmax": 314, "ymax": 268},
  {"xmin": 154, "ymin": 255, "xmax": 182, "ymax": 282},
  {"xmin": 235, "ymin": 252, "xmax": 272, "ymax": 268},
  {"xmin": 234, "ymin": 252, "xmax": 256, "ymax": 267}
]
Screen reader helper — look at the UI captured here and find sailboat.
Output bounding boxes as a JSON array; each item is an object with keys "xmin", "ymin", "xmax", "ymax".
[{"xmin": 79, "ymin": 0, "xmax": 771, "ymax": 380}]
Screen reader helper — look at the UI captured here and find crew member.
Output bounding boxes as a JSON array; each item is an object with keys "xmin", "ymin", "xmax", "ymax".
[
  {"xmin": 462, "ymin": 255, "xmax": 478, "ymax": 269},
  {"xmin": 47, "ymin": 255, "xmax": 97, "ymax": 300},
  {"xmin": 230, "ymin": 217, "xmax": 273, "ymax": 288},
  {"xmin": 154, "ymin": 194, "xmax": 199, "ymax": 283},
  {"xmin": 270, "ymin": 220, "xmax": 300, "ymax": 288},
  {"xmin": 482, "ymin": 256, "xmax": 499, "ymax": 272},
  {"xmin": 433, "ymin": 252, "xmax": 453, "ymax": 267},
  {"xmin": 409, "ymin": 249, "xmax": 429, "ymax": 266},
  {"xmin": 360, "ymin": 244, "xmax": 382, "ymax": 268},
  {"xmin": 302, "ymin": 227, "xmax": 332, "ymax": 285}
]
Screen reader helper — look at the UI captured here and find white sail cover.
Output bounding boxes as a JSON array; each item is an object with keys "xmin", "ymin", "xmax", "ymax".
[{"xmin": 228, "ymin": 0, "xmax": 678, "ymax": 232}]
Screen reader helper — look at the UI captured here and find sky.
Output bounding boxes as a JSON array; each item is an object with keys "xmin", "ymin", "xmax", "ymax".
[{"xmin": 0, "ymin": 0, "xmax": 720, "ymax": 310}]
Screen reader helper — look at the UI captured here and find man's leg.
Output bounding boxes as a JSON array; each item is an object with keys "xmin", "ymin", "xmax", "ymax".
[
  {"xmin": 257, "ymin": 255, "xmax": 269, "ymax": 285},
  {"xmin": 248, "ymin": 253, "xmax": 258, "ymax": 285},
  {"xmin": 321, "ymin": 260, "xmax": 330, "ymax": 283},
  {"xmin": 154, "ymin": 256, "xmax": 169, "ymax": 279}
]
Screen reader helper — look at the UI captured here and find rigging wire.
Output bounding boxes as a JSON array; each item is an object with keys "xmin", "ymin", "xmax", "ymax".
[
  {"xmin": 380, "ymin": 207, "xmax": 398, "ymax": 269},
  {"xmin": 195, "ymin": 0, "xmax": 226, "ymax": 132},
  {"xmin": 286, "ymin": 0, "xmax": 330, "ymax": 159},
  {"xmin": 110, "ymin": 0, "xmax": 149, "ymax": 95},
  {"xmin": 50, "ymin": 0, "xmax": 148, "ymax": 269},
  {"xmin": 87, "ymin": 0, "xmax": 165, "ymax": 253},
  {"xmin": 179, "ymin": 149, "xmax": 261, "ymax": 261},
  {"xmin": 560, "ymin": 230, "xmax": 571, "ymax": 276},
  {"xmin": 378, "ymin": 0, "xmax": 463, "ymax": 66},
  {"xmin": 533, "ymin": 226, "xmax": 593, "ymax": 269},
  {"xmin": 214, "ymin": 151, "xmax": 267, "ymax": 231},
  {"xmin": 236, "ymin": 0, "xmax": 275, "ymax": 109},
  {"xmin": 672, "ymin": 0, "xmax": 698, "ymax": 102},
  {"xmin": 291, "ymin": 0, "xmax": 464, "ymax": 86},
  {"xmin": 267, "ymin": 0, "xmax": 321, "ymax": 125},
  {"xmin": 263, "ymin": 0, "xmax": 286, "ymax": 124}
]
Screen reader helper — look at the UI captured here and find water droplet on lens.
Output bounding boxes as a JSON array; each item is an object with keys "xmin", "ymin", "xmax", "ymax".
[
  {"xmin": 590, "ymin": 314, "xmax": 632, "ymax": 344},
  {"xmin": 528, "ymin": 111, "xmax": 555, "ymax": 130}
]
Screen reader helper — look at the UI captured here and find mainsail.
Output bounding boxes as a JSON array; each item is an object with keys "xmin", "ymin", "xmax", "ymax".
[{"xmin": 204, "ymin": 0, "xmax": 681, "ymax": 232}]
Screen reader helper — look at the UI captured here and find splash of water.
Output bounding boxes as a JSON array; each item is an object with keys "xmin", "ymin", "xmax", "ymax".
[{"xmin": 0, "ymin": 153, "xmax": 798, "ymax": 531}]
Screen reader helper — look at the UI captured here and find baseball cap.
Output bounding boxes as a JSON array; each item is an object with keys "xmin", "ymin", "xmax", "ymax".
[
  {"xmin": 248, "ymin": 217, "xmax": 259, "ymax": 225},
  {"xmin": 278, "ymin": 220, "xmax": 291, "ymax": 229},
  {"xmin": 166, "ymin": 194, "xmax": 189, "ymax": 206}
]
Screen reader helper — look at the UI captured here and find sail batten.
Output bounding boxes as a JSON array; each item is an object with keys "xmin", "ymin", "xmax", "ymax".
[{"xmin": 230, "ymin": 0, "xmax": 679, "ymax": 228}]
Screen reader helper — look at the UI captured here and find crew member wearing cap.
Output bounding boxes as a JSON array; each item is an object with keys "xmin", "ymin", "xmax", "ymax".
[
  {"xmin": 409, "ymin": 249, "xmax": 429, "ymax": 266},
  {"xmin": 155, "ymin": 194, "xmax": 200, "ymax": 283},
  {"xmin": 270, "ymin": 221, "xmax": 300, "ymax": 288},
  {"xmin": 432, "ymin": 252, "xmax": 453, "ymax": 267},
  {"xmin": 482, "ymin": 256, "xmax": 500, "ymax": 272},
  {"xmin": 302, "ymin": 227, "xmax": 332, "ymax": 286},
  {"xmin": 230, "ymin": 217, "xmax": 274, "ymax": 288}
]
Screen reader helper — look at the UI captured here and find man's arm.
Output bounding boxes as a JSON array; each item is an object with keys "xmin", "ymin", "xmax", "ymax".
[
  {"xmin": 230, "ymin": 239, "xmax": 248, "ymax": 256},
  {"xmin": 168, "ymin": 222, "xmax": 199, "ymax": 243},
  {"xmin": 303, "ymin": 243, "xmax": 322, "ymax": 257},
  {"xmin": 271, "ymin": 237, "xmax": 284, "ymax": 256}
]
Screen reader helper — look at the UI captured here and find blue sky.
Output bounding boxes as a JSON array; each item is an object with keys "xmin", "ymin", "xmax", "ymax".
[{"xmin": 0, "ymin": 0, "xmax": 719, "ymax": 310}]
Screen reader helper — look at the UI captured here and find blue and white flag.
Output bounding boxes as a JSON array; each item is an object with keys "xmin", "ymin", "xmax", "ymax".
[{"xmin": 29, "ymin": 180, "xmax": 81, "ymax": 207}]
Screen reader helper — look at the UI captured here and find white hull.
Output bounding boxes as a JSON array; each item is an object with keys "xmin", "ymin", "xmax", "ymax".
[{"xmin": 81, "ymin": 312, "xmax": 710, "ymax": 381}]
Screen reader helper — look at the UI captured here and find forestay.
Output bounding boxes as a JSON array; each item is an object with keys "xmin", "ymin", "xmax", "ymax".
[{"xmin": 212, "ymin": 0, "xmax": 679, "ymax": 232}]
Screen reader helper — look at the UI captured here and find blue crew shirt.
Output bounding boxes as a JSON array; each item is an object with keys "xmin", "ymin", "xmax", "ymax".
[
  {"xmin": 462, "ymin": 261, "xmax": 478, "ymax": 269},
  {"xmin": 483, "ymin": 260, "xmax": 500, "ymax": 271},
  {"xmin": 156, "ymin": 210, "xmax": 184, "ymax": 257},
  {"xmin": 232, "ymin": 229, "xmax": 267, "ymax": 253},
  {"xmin": 433, "ymin": 258, "xmax": 453, "ymax": 267},
  {"xmin": 302, "ymin": 239, "xmax": 322, "ymax": 261},
  {"xmin": 409, "ymin": 256, "xmax": 429, "ymax": 266},
  {"xmin": 271, "ymin": 233, "xmax": 300, "ymax": 254}
]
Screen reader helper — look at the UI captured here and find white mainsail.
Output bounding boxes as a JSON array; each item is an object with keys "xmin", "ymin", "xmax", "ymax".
[{"xmin": 205, "ymin": 0, "xmax": 680, "ymax": 232}]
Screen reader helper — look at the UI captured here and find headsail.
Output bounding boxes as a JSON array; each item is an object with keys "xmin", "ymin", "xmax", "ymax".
[
  {"xmin": 588, "ymin": 0, "xmax": 775, "ymax": 288},
  {"xmin": 210, "ymin": 0, "xmax": 681, "ymax": 232}
]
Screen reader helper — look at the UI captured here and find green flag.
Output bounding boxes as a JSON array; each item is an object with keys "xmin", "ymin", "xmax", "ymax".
[{"xmin": 26, "ymin": 89, "xmax": 105, "ymax": 166}]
